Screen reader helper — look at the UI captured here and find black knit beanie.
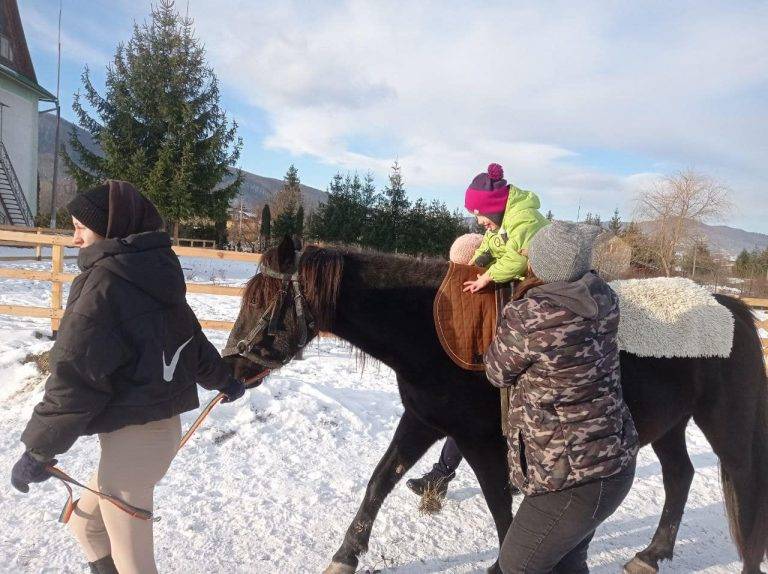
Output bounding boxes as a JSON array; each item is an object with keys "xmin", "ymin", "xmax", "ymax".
[{"xmin": 67, "ymin": 184, "xmax": 110, "ymax": 237}]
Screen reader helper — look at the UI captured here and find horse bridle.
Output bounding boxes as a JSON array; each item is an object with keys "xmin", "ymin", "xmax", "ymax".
[{"xmin": 225, "ymin": 250, "xmax": 316, "ymax": 370}]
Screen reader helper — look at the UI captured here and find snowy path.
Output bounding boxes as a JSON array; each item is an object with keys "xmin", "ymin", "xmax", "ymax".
[{"xmin": 1, "ymin": 252, "xmax": 765, "ymax": 573}]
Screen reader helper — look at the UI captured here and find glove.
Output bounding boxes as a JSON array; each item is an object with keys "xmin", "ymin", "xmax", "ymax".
[
  {"xmin": 11, "ymin": 452, "xmax": 56, "ymax": 493},
  {"xmin": 220, "ymin": 377, "xmax": 246, "ymax": 403}
]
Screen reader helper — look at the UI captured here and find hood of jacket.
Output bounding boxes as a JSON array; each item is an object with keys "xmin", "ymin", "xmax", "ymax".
[
  {"xmin": 505, "ymin": 185, "xmax": 541, "ymax": 215},
  {"xmin": 77, "ymin": 231, "xmax": 186, "ymax": 305},
  {"xmin": 527, "ymin": 271, "xmax": 609, "ymax": 319}
]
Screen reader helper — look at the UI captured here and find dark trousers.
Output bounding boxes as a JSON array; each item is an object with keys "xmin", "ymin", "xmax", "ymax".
[
  {"xmin": 499, "ymin": 459, "xmax": 635, "ymax": 574},
  {"xmin": 435, "ymin": 437, "xmax": 463, "ymax": 473}
]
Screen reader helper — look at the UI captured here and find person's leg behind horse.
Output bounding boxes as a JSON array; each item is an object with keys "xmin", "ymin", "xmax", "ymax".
[
  {"xmin": 500, "ymin": 460, "xmax": 635, "ymax": 574},
  {"xmin": 96, "ymin": 415, "xmax": 181, "ymax": 574},
  {"xmin": 406, "ymin": 437, "xmax": 463, "ymax": 497}
]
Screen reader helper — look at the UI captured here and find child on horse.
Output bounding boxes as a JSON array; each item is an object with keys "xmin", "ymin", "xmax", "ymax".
[{"xmin": 407, "ymin": 163, "xmax": 549, "ymax": 498}]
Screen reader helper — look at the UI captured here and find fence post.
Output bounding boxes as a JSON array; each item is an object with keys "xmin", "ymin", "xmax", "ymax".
[
  {"xmin": 35, "ymin": 229, "xmax": 42, "ymax": 261},
  {"xmin": 51, "ymin": 244, "xmax": 63, "ymax": 337}
]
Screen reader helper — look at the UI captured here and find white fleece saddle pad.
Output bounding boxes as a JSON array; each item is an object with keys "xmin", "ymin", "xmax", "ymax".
[{"xmin": 608, "ymin": 277, "xmax": 734, "ymax": 358}]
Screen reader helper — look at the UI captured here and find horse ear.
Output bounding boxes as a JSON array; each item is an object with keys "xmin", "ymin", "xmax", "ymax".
[{"xmin": 276, "ymin": 235, "xmax": 295, "ymax": 268}]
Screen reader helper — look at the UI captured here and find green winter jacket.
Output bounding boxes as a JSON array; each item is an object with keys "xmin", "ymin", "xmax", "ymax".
[{"xmin": 471, "ymin": 185, "xmax": 549, "ymax": 282}]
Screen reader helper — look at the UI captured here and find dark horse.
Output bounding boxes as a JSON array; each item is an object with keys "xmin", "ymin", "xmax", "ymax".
[{"xmin": 225, "ymin": 237, "xmax": 768, "ymax": 574}]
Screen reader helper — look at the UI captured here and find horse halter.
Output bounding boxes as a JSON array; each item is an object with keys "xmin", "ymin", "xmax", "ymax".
[{"xmin": 229, "ymin": 250, "xmax": 316, "ymax": 370}]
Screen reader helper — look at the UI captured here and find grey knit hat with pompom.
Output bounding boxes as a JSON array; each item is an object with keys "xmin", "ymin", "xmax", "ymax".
[{"xmin": 528, "ymin": 221, "xmax": 602, "ymax": 283}]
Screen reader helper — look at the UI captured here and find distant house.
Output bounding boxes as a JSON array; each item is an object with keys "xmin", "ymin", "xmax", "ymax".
[{"xmin": 0, "ymin": 0, "xmax": 56, "ymax": 225}]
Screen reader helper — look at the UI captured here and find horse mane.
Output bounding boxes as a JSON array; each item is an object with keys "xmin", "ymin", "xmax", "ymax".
[{"xmin": 242, "ymin": 245, "xmax": 344, "ymax": 331}]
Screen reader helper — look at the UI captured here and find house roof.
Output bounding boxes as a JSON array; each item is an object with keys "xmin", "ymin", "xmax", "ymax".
[
  {"xmin": 0, "ymin": 62, "xmax": 56, "ymax": 101},
  {"xmin": 0, "ymin": 0, "xmax": 55, "ymax": 101}
]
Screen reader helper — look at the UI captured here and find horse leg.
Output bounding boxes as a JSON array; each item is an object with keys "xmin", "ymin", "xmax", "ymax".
[
  {"xmin": 694, "ymin": 399, "xmax": 768, "ymax": 574},
  {"xmin": 455, "ymin": 434, "xmax": 514, "ymax": 574},
  {"xmin": 322, "ymin": 409, "xmax": 443, "ymax": 574},
  {"xmin": 624, "ymin": 418, "xmax": 693, "ymax": 574}
]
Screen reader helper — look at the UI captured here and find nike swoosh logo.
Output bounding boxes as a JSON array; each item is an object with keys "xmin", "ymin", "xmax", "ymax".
[{"xmin": 162, "ymin": 336, "xmax": 193, "ymax": 382}]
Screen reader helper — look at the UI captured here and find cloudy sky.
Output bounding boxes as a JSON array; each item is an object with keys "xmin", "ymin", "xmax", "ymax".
[{"xmin": 20, "ymin": 0, "xmax": 768, "ymax": 232}]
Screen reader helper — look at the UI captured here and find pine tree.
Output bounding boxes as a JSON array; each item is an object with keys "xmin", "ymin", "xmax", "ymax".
[
  {"xmin": 273, "ymin": 164, "xmax": 302, "ymax": 218},
  {"xmin": 296, "ymin": 205, "xmax": 305, "ymax": 238},
  {"xmin": 270, "ymin": 165, "xmax": 303, "ymax": 239},
  {"xmin": 64, "ymin": 0, "xmax": 242, "ymax": 240},
  {"xmin": 609, "ymin": 208, "xmax": 622, "ymax": 234},
  {"xmin": 259, "ymin": 204, "xmax": 271, "ymax": 250},
  {"xmin": 545, "ymin": 209, "xmax": 554, "ymax": 221},
  {"xmin": 373, "ymin": 160, "xmax": 410, "ymax": 251},
  {"xmin": 734, "ymin": 249, "xmax": 752, "ymax": 277},
  {"xmin": 359, "ymin": 172, "xmax": 379, "ymax": 247}
]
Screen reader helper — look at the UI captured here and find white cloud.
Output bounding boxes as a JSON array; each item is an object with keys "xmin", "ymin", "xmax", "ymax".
[
  {"xmin": 21, "ymin": 4, "xmax": 111, "ymax": 67},
  {"xmin": 72, "ymin": 1, "xmax": 768, "ymax": 228}
]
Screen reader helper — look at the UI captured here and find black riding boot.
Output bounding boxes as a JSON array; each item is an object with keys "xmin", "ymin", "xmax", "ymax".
[
  {"xmin": 89, "ymin": 555, "xmax": 118, "ymax": 574},
  {"xmin": 406, "ymin": 463, "xmax": 456, "ymax": 497},
  {"xmin": 406, "ymin": 438, "xmax": 461, "ymax": 497}
]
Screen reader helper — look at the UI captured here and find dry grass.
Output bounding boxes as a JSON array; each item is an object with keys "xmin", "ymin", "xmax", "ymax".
[
  {"xmin": 23, "ymin": 350, "xmax": 50, "ymax": 374},
  {"xmin": 418, "ymin": 484, "xmax": 445, "ymax": 515}
]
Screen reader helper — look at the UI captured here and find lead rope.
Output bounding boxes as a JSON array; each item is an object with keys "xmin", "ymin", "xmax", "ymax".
[{"xmin": 51, "ymin": 370, "xmax": 270, "ymax": 524}]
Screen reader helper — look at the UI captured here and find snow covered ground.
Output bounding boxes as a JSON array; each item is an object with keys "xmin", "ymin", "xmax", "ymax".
[{"xmin": 1, "ymin": 248, "xmax": 766, "ymax": 573}]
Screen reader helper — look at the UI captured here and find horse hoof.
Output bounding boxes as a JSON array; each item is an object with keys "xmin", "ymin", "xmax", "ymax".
[
  {"xmin": 624, "ymin": 556, "xmax": 658, "ymax": 574},
  {"xmin": 322, "ymin": 561, "xmax": 356, "ymax": 574}
]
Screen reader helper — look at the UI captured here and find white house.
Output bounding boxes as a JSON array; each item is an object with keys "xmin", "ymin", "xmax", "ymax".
[{"xmin": 0, "ymin": 0, "xmax": 56, "ymax": 225}]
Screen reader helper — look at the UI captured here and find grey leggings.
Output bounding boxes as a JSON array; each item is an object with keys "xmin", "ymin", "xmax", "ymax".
[{"xmin": 500, "ymin": 459, "xmax": 636, "ymax": 574}]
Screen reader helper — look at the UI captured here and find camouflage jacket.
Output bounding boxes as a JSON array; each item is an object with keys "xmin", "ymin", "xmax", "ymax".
[{"xmin": 484, "ymin": 272, "xmax": 639, "ymax": 496}]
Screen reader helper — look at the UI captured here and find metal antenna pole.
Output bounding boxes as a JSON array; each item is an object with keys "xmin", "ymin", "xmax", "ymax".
[{"xmin": 49, "ymin": 0, "xmax": 63, "ymax": 230}]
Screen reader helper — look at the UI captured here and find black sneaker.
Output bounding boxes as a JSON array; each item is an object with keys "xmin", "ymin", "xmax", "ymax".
[{"xmin": 406, "ymin": 466, "xmax": 456, "ymax": 498}]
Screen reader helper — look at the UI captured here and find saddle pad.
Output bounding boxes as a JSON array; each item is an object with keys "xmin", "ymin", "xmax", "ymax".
[
  {"xmin": 434, "ymin": 262, "xmax": 500, "ymax": 371},
  {"xmin": 609, "ymin": 277, "xmax": 734, "ymax": 358}
]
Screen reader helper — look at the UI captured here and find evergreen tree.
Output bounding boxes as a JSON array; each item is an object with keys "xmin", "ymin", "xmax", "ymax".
[
  {"xmin": 359, "ymin": 172, "xmax": 379, "ymax": 247},
  {"xmin": 272, "ymin": 204, "xmax": 298, "ymax": 240},
  {"xmin": 584, "ymin": 213, "xmax": 594, "ymax": 225},
  {"xmin": 373, "ymin": 161, "xmax": 410, "ymax": 251},
  {"xmin": 270, "ymin": 165, "xmax": 304, "ymax": 239},
  {"xmin": 609, "ymin": 208, "xmax": 622, "ymax": 234},
  {"xmin": 260, "ymin": 204, "xmax": 271, "ymax": 250},
  {"xmin": 64, "ymin": 0, "xmax": 242, "ymax": 239},
  {"xmin": 273, "ymin": 164, "xmax": 302, "ymax": 218},
  {"xmin": 296, "ymin": 205, "xmax": 305, "ymax": 238},
  {"xmin": 310, "ymin": 172, "xmax": 367, "ymax": 244},
  {"xmin": 545, "ymin": 209, "xmax": 554, "ymax": 221},
  {"xmin": 734, "ymin": 249, "xmax": 753, "ymax": 277}
]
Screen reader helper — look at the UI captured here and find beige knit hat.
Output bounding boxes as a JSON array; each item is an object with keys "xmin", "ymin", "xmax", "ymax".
[{"xmin": 449, "ymin": 233, "xmax": 484, "ymax": 264}]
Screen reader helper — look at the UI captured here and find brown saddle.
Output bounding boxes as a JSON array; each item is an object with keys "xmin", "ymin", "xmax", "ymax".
[{"xmin": 433, "ymin": 262, "xmax": 511, "ymax": 371}]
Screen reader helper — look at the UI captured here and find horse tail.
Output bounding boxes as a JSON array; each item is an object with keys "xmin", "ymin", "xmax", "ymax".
[{"xmin": 716, "ymin": 295, "xmax": 768, "ymax": 566}]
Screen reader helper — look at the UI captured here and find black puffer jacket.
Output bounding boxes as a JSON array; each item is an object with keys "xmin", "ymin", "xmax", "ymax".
[{"xmin": 21, "ymin": 231, "xmax": 232, "ymax": 459}]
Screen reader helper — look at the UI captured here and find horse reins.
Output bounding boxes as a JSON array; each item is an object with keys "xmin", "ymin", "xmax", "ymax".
[
  {"xmin": 228, "ymin": 249, "xmax": 316, "ymax": 369},
  {"xmin": 51, "ymin": 370, "xmax": 271, "ymax": 524},
  {"xmin": 50, "ymin": 253, "xmax": 310, "ymax": 524}
]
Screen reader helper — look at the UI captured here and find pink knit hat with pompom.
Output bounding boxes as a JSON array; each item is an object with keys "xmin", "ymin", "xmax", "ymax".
[
  {"xmin": 449, "ymin": 233, "xmax": 484, "ymax": 264},
  {"xmin": 464, "ymin": 163, "xmax": 509, "ymax": 225}
]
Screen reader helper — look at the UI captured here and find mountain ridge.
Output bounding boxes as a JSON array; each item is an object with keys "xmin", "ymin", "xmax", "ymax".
[{"xmin": 36, "ymin": 113, "xmax": 328, "ymax": 215}]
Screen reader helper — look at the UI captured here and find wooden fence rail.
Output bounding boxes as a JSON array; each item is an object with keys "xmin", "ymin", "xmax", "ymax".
[
  {"xmin": 1, "ymin": 230, "xmax": 767, "ymax": 361},
  {"xmin": 0, "ymin": 229, "xmax": 260, "ymax": 333}
]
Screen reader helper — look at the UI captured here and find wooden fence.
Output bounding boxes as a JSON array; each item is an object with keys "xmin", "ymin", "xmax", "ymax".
[
  {"xmin": 0, "ymin": 224, "xmax": 216, "ymax": 253},
  {"xmin": 1, "ymin": 229, "xmax": 767, "ymax": 360},
  {"xmin": 0, "ymin": 229, "xmax": 260, "ymax": 333}
]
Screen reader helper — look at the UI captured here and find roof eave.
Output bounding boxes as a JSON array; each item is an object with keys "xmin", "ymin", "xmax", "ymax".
[{"xmin": 0, "ymin": 63, "xmax": 56, "ymax": 102}]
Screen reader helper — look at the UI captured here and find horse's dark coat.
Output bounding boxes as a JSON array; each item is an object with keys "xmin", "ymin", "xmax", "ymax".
[{"xmin": 227, "ymin": 239, "xmax": 768, "ymax": 574}]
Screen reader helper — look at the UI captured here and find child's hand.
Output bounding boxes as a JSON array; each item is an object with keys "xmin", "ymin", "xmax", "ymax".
[{"xmin": 463, "ymin": 273, "xmax": 493, "ymax": 293}]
